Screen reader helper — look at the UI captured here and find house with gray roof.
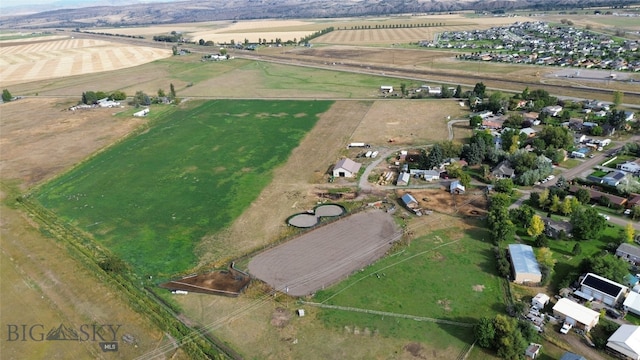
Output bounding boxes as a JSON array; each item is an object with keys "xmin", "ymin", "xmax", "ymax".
[
  {"xmin": 492, "ymin": 160, "xmax": 515, "ymax": 179},
  {"xmin": 616, "ymin": 243, "xmax": 640, "ymax": 265}
]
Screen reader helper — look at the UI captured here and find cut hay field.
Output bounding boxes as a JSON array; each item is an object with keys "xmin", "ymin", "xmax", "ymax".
[
  {"xmin": 34, "ymin": 99, "xmax": 332, "ymax": 277},
  {"xmin": 0, "ymin": 37, "xmax": 170, "ymax": 86}
]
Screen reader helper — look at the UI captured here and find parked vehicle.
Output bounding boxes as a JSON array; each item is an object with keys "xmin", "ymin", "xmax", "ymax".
[
  {"xmin": 606, "ymin": 309, "xmax": 622, "ymax": 319},
  {"xmin": 560, "ymin": 322, "xmax": 573, "ymax": 334},
  {"xmin": 599, "ymin": 213, "xmax": 610, "ymax": 221}
]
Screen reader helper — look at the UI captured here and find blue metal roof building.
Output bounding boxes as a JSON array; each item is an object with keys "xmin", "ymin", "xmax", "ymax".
[{"xmin": 508, "ymin": 244, "xmax": 542, "ymax": 284}]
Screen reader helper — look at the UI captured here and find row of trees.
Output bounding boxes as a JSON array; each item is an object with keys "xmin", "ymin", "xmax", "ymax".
[
  {"xmin": 81, "ymin": 90, "xmax": 126, "ymax": 105},
  {"xmin": 475, "ymin": 315, "xmax": 539, "ymax": 360}
]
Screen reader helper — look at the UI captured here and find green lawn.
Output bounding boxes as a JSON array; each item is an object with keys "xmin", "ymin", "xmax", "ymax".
[
  {"xmin": 559, "ymin": 158, "xmax": 581, "ymax": 169},
  {"xmin": 35, "ymin": 99, "xmax": 332, "ymax": 277},
  {"xmin": 312, "ymin": 226, "xmax": 503, "ymax": 347},
  {"xmin": 601, "ymin": 155, "xmax": 636, "ymax": 168}
]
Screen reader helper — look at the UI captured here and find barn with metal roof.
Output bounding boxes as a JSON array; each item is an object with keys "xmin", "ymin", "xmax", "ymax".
[{"xmin": 508, "ymin": 244, "xmax": 542, "ymax": 284}]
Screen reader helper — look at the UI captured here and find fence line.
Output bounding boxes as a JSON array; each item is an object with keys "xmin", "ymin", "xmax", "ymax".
[{"xmin": 300, "ymin": 301, "xmax": 474, "ymax": 328}]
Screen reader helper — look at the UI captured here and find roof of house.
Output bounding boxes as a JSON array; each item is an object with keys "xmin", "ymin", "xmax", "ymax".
[
  {"xmin": 544, "ymin": 218, "xmax": 573, "ymax": 233},
  {"xmin": 624, "ymin": 291, "xmax": 640, "ymax": 313},
  {"xmin": 618, "ymin": 243, "xmax": 640, "ymax": 258},
  {"xmin": 581, "ymin": 273, "xmax": 627, "ymax": 298},
  {"xmin": 520, "ymin": 127, "xmax": 536, "ymax": 136},
  {"xmin": 607, "ymin": 325, "xmax": 640, "ymax": 359},
  {"xmin": 334, "ymin": 158, "xmax": 362, "ymax": 174},
  {"xmin": 553, "ymin": 298, "xmax": 599, "ymax": 325},
  {"xmin": 604, "ymin": 171, "xmax": 626, "ymax": 181},
  {"xmin": 492, "ymin": 160, "xmax": 515, "ymax": 177},
  {"xmin": 559, "ymin": 352, "xmax": 587, "ymax": 360},
  {"xmin": 569, "ymin": 186, "xmax": 628, "ymax": 206},
  {"xmin": 508, "ymin": 244, "xmax": 542, "ymax": 276}
]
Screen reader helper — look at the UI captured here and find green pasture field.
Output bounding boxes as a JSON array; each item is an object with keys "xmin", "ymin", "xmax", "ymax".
[
  {"xmin": 35, "ymin": 99, "xmax": 332, "ymax": 277},
  {"xmin": 312, "ymin": 227, "xmax": 503, "ymax": 349}
]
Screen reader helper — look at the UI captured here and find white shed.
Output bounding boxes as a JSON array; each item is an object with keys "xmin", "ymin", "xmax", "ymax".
[{"xmin": 532, "ymin": 293, "xmax": 550, "ymax": 310}]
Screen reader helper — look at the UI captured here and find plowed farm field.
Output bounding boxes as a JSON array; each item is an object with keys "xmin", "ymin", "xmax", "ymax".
[{"xmin": 0, "ymin": 37, "xmax": 170, "ymax": 86}]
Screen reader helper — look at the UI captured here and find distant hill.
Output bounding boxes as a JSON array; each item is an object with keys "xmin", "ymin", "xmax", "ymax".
[{"xmin": 1, "ymin": 0, "xmax": 638, "ymax": 29}]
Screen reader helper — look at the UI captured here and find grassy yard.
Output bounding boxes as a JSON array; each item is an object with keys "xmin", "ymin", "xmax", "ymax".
[
  {"xmin": 35, "ymin": 99, "xmax": 332, "ymax": 278},
  {"xmin": 601, "ymin": 155, "xmax": 636, "ymax": 168},
  {"xmin": 559, "ymin": 158, "xmax": 582, "ymax": 169},
  {"xmin": 312, "ymin": 226, "xmax": 503, "ymax": 349},
  {"xmin": 516, "ymin": 221, "xmax": 625, "ymax": 292}
]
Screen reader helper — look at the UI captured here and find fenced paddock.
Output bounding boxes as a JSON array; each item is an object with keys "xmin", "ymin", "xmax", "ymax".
[{"xmin": 248, "ymin": 210, "xmax": 401, "ymax": 296}]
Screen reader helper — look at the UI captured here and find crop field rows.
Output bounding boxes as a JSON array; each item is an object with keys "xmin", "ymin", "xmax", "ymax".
[{"xmin": 0, "ymin": 38, "xmax": 170, "ymax": 86}]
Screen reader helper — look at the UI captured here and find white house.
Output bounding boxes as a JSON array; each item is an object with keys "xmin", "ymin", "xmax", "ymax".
[
  {"xmin": 606, "ymin": 325, "xmax": 640, "ymax": 360},
  {"xmin": 624, "ymin": 291, "xmax": 640, "ymax": 316},
  {"xmin": 580, "ymin": 272, "xmax": 629, "ymax": 306},
  {"xmin": 332, "ymin": 158, "xmax": 362, "ymax": 178},
  {"xmin": 618, "ymin": 160, "xmax": 640, "ymax": 174},
  {"xmin": 552, "ymin": 298, "xmax": 600, "ymax": 332},
  {"xmin": 542, "ymin": 105, "xmax": 563, "ymax": 117},
  {"xmin": 508, "ymin": 244, "xmax": 542, "ymax": 284},
  {"xmin": 380, "ymin": 85, "xmax": 393, "ymax": 93},
  {"xmin": 532, "ymin": 293, "xmax": 550, "ymax": 310},
  {"xmin": 423, "ymin": 170, "xmax": 440, "ymax": 181}
]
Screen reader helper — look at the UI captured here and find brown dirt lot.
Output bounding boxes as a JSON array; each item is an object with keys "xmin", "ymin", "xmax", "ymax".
[
  {"xmin": 397, "ymin": 188, "xmax": 488, "ymax": 218},
  {"xmin": 0, "ymin": 98, "xmax": 146, "ymax": 190},
  {"xmin": 248, "ymin": 210, "xmax": 401, "ymax": 296},
  {"xmin": 350, "ymin": 99, "xmax": 469, "ymax": 145}
]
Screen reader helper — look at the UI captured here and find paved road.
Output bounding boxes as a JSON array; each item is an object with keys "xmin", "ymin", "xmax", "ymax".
[{"xmin": 523, "ymin": 138, "xmax": 640, "ymax": 230}]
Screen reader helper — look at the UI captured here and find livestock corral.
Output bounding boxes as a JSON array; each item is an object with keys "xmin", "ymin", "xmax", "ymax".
[{"xmin": 398, "ymin": 188, "xmax": 488, "ymax": 218}]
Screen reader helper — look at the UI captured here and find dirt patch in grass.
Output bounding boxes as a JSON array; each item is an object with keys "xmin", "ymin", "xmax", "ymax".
[
  {"xmin": 472, "ymin": 284, "xmax": 485, "ymax": 292},
  {"xmin": 397, "ymin": 189, "xmax": 488, "ymax": 218}
]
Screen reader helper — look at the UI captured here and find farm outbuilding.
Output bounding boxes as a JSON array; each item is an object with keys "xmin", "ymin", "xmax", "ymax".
[
  {"xmin": 552, "ymin": 298, "xmax": 600, "ymax": 332},
  {"xmin": 508, "ymin": 244, "xmax": 542, "ymax": 284},
  {"xmin": 332, "ymin": 158, "xmax": 362, "ymax": 178},
  {"xmin": 450, "ymin": 180, "xmax": 465, "ymax": 194},
  {"xmin": 606, "ymin": 325, "xmax": 640, "ymax": 360},
  {"xmin": 579, "ymin": 272, "xmax": 628, "ymax": 306},
  {"xmin": 396, "ymin": 172, "xmax": 410, "ymax": 186},
  {"xmin": 401, "ymin": 193, "xmax": 418, "ymax": 209},
  {"xmin": 133, "ymin": 108, "xmax": 149, "ymax": 117},
  {"xmin": 624, "ymin": 291, "xmax": 640, "ymax": 316},
  {"xmin": 532, "ymin": 293, "xmax": 550, "ymax": 310}
]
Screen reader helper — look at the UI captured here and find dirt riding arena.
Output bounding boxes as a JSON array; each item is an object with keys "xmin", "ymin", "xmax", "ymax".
[
  {"xmin": 0, "ymin": 37, "xmax": 170, "ymax": 86},
  {"xmin": 398, "ymin": 188, "xmax": 488, "ymax": 218},
  {"xmin": 248, "ymin": 210, "xmax": 401, "ymax": 296}
]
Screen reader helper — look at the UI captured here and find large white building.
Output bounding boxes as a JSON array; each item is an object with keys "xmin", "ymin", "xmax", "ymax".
[
  {"xmin": 607, "ymin": 325, "xmax": 640, "ymax": 360},
  {"xmin": 580, "ymin": 273, "xmax": 628, "ymax": 306},
  {"xmin": 552, "ymin": 298, "xmax": 600, "ymax": 332}
]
